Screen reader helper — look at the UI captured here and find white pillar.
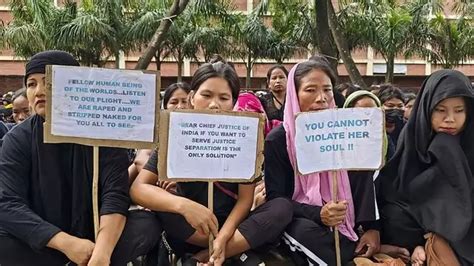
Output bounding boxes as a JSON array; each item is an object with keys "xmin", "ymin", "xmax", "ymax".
[
  {"xmin": 366, "ymin": 47, "xmax": 374, "ymax": 76},
  {"xmin": 118, "ymin": 50, "xmax": 126, "ymax": 69},
  {"xmin": 184, "ymin": 58, "xmax": 191, "ymax": 76},
  {"xmin": 247, "ymin": 0, "xmax": 253, "ymax": 12}
]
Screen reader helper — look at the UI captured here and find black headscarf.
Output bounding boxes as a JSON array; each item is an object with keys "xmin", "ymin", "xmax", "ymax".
[
  {"xmin": 0, "ymin": 51, "xmax": 129, "ymax": 250},
  {"xmin": 379, "ymin": 69, "xmax": 474, "ymax": 261},
  {"xmin": 24, "ymin": 50, "xmax": 79, "ymax": 85}
]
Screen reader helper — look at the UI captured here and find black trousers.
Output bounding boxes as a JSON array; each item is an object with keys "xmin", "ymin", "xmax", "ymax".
[
  {"xmin": 0, "ymin": 210, "xmax": 162, "ymax": 266},
  {"xmin": 381, "ymin": 203, "xmax": 473, "ymax": 265},
  {"xmin": 381, "ymin": 202, "xmax": 425, "ymax": 252},
  {"xmin": 282, "ymin": 217, "xmax": 356, "ymax": 266},
  {"xmin": 157, "ymin": 197, "xmax": 293, "ymax": 256}
]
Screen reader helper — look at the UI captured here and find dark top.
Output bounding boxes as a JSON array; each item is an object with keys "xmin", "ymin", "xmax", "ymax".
[
  {"xmin": 259, "ymin": 93, "xmax": 284, "ymax": 121},
  {"xmin": 379, "ymin": 70, "xmax": 474, "ymax": 261},
  {"xmin": 264, "ymin": 125, "xmax": 379, "ymax": 232},
  {"xmin": 0, "ymin": 121, "xmax": 9, "ymax": 148},
  {"xmin": 0, "ymin": 108, "xmax": 12, "ymax": 123},
  {"xmin": 144, "ymin": 150, "xmax": 238, "ymax": 225},
  {"xmin": 0, "ymin": 115, "xmax": 130, "ymax": 250}
]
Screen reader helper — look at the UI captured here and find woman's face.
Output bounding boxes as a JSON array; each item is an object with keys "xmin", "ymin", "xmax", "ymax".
[
  {"xmin": 297, "ymin": 69, "xmax": 334, "ymax": 112},
  {"xmin": 12, "ymin": 95, "xmax": 31, "ymax": 123},
  {"xmin": 404, "ymin": 99, "xmax": 415, "ymax": 120},
  {"xmin": 191, "ymin": 77, "xmax": 234, "ymax": 111},
  {"xmin": 26, "ymin": 73, "xmax": 46, "ymax": 117},
  {"xmin": 166, "ymin": 88, "xmax": 189, "ymax": 110},
  {"xmin": 268, "ymin": 68, "xmax": 287, "ymax": 94},
  {"xmin": 383, "ymin": 97, "xmax": 405, "ymax": 110},
  {"xmin": 354, "ymin": 96, "xmax": 377, "ymax": 108},
  {"xmin": 431, "ymin": 97, "xmax": 466, "ymax": 136}
]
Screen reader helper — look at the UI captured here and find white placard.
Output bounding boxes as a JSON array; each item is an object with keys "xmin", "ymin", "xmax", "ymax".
[
  {"xmin": 50, "ymin": 65, "xmax": 156, "ymax": 142},
  {"xmin": 295, "ymin": 108, "xmax": 384, "ymax": 174},
  {"xmin": 166, "ymin": 112, "xmax": 260, "ymax": 180}
]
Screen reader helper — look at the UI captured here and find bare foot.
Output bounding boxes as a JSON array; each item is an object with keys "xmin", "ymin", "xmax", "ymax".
[
  {"xmin": 380, "ymin": 244, "xmax": 410, "ymax": 263},
  {"xmin": 411, "ymin": 246, "xmax": 426, "ymax": 266}
]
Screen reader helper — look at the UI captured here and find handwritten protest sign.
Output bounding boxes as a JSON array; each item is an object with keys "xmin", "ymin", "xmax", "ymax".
[
  {"xmin": 295, "ymin": 107, "xmax": 384, "ymax": 266},
  {"xmin": 159, "ymin": 110, "xmax": 265, "ymax": 182},
  {"xmin": 44, "ymin": 65, "xmax": 159, "ymax": 238},
  {"xmin": 295, "ymin": 108, "xmax": 384, "ymax": 174},
  {"xmin": 44, "ymin": 65, "xmax": 159, "ymax": 149}
]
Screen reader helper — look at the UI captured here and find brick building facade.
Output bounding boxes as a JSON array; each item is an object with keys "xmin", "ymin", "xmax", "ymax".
[{"xmin": 0, "ymin": 0, "xmax": 473, "ymax": 95}]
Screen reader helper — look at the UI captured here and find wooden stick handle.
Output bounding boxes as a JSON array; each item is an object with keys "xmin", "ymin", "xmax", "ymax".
[
  {"xmin": 332, "ymin": 171, "xmax": 341, "ymax": 266},
  {"xmin": 92, "ymin": 146, "xmax": 100, "ymax": 239},
  {"xmin": 208, "ymin": 182, "xmax": 214, "ymax": 259}
]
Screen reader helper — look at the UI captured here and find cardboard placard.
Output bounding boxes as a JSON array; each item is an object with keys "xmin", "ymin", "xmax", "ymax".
[
  {"xmin": 44, "ymin": 65, "xmax": 160, "ymax": 149},
  {"xmin": 159, "ymin": 109, "xmax": 265, "ymax": 182},
  {"xmin": 295, "ymin": 108, "xmax": 384, "ymax": 174}
]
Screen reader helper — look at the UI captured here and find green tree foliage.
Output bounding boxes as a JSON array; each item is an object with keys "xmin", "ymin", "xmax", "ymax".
[
  {"xmin": 232, "ymin": 12, "xmax": 270, "ymax": 88},
  {"xmin": 2, "ymin": 0, "xmax": 473, "ymax": 81},
  {"xmin": 3, "ymin": 0, "xmax": 138, "ymax": 66},
  {"xmin": 264, "ymin": 0, "xmax": 308, "ymax": 63},
  {"xmin": 423, "ymin": 13, "xmax": 474, "ymax": 68},
  {"xmin": 3, "ymin": 0, "xmax": 65, "ymax": 58},
  {"xmin": 338, "ymin": 0, "xmax": 434, "ymax": 83},
  {"xmin": 56, "ymin": 0, "xmax": 130, "ymax": 66},
  {"xmin": 126, "ymin": 0, "xmax": 172, "ymax": 70}
]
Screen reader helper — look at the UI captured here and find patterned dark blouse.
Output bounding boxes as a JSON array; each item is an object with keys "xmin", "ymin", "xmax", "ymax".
[{"xmin": 259, "ymin": 92, "xmax": 284, "ymax": 121}]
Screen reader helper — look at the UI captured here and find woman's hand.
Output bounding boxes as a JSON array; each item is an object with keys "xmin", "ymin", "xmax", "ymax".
[
  {"xmin": 411, "ymin": 246, "xmax": 426, "ymax": 266},
  {"xmin": 63, "ymin": 237, "xmax": 95, "ymax": 265},
  {"xmin": 253, "ymin": 182, "xmax": 266, "ymax": 209},
  {"xmin": 179, "ymin": 199, "xmax": 219, "ymax": 237},
  {"xmin": 320, "ymin": 200, "xmax": 348, "ymax": 227},
  {"xmin": 87, "ymin": 254, "xmax": 110, "ymax": 266},
  {"xmin": 48, "ymin": 232, "xmax": 95, "ymax": 265},
  {"xmin": 208, "ymin": 236, "xmax": 227, "ymax": 266},
  {"xmin": 355, "ymin": 229, "xmax": 380, "ymax": 257},
  {"xmin": 157, "ymin": 180, "xmax": 177, "ymax": 192}
]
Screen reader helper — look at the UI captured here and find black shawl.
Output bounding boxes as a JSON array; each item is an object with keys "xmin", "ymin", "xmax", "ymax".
[
  {"xmin": 379, "ymin": 70, "xmax": 474, "ymax": 261},
  {"xmin": 0, "ymin": 115, "xmax": 130, "ymax": 250}
]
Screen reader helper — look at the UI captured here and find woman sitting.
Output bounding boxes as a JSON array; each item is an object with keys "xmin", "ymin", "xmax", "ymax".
[{"xmin": 379, "ymin": 70, "xmax": 474, "ymax": 265}]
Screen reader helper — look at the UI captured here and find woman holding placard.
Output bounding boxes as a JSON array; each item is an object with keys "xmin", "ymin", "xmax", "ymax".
[
  {"xmin": 264, "ymin": 59, "xmax": 380, "ymax": 265},
  {"xmin": 344, "ymin": 90, "xmax": 394, "ymax": 162},
  {"xmin": 378, "ymin": 70, "xmax": 474, "ymax": 265},
  {"xmin": 0, "ymin": 51, "xmax": 161, "ymax": 265},
  {"xmin": 131, "ymin": 61, "xmax": 293, "ymax": 265},
  {"xmin": 129, "ymin": 82, "xmax": 191, "ymax": 186}
]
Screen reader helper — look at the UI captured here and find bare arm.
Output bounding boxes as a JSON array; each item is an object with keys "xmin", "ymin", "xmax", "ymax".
[
  {"xmin": 47, "ymin": 232, "xmax": 95, "ymax": 264},
  {"xmin": 130, "ymin": 168, "xmax": 187, "ymax": 213},
  {"xmin": 217, "ymin": 183, "xmax": 254, "ymax": 241},
  {"xmin": 130, "ymin": 169, "xmax": 218, "ymax": 236},
  {"xmin": 133, "ymin": 149, "xmax": 152, "ymax": 173},
  {"xmin": 88, "ymin": 213, "xmax": 126, "ymax": 265},
  {"xmin": 209, "ymin": 183, "xmax": 255, "ymax": 264},
  {"xmin": 128, "ymin": 164, "xmax": 139, "ymax": 185}
]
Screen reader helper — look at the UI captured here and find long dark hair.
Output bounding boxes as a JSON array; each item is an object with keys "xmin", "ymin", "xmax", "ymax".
[
  {"xmin": 266, "ymin": 65, "xmax": 288, "ymax": 85},
  {"xmin": 377, "ymin": 84, "xmax": 405, "ymax": 104},
  {"xmin": 163, "ymin": 82, "xmax": 191, "ymax": 109},
  {"xmin": 294, "ymin": 60, "xmax": 337, "ymax": 91},
  {"xmin": 190, "ymin": 62, "xmax": 241, "ymax": 103},
  {"xmin": 12, "ymin": 88, "xmax": 27, "ymax": 102}
]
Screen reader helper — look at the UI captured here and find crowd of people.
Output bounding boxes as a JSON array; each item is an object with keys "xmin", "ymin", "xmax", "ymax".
[{"xmin": 0, "ymin": 50, "xmax": 472, "ymax": 266}]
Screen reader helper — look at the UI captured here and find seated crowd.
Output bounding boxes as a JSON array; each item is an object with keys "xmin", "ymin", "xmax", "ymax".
[{"xmin": 0, "ymin": 50, "xmax": 472, "ymax": 266}]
